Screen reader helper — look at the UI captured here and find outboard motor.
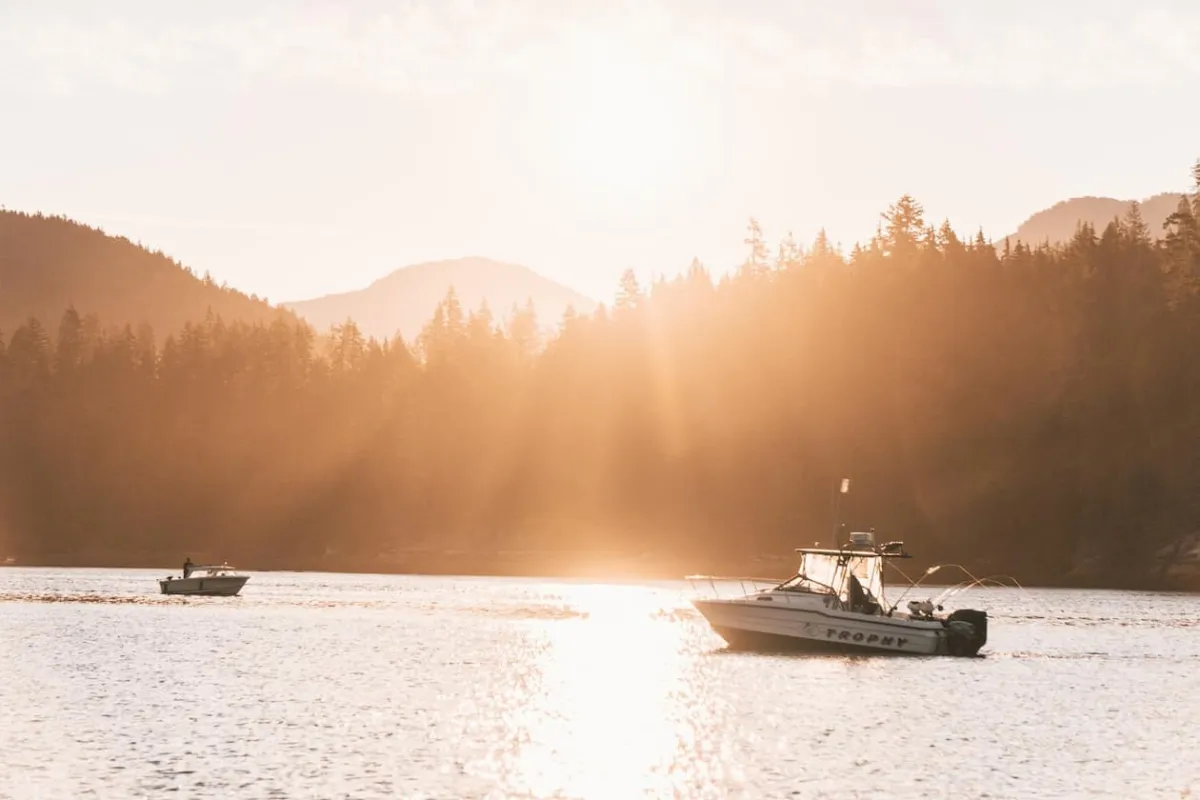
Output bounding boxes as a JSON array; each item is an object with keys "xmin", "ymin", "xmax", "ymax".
[{"xmin": 943, "ymin": 609, "xmax": 988, "ymax": 656}]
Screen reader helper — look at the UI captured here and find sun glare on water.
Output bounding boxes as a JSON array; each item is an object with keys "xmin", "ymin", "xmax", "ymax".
[{"xmin": 477, "ymin": 583, "xmax": 730, "ymax": 797}]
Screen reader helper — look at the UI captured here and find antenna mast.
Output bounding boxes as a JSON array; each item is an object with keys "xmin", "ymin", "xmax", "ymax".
[{"xmin": 831, "ymin": 477, "xmax": 850, "ymax": 542}]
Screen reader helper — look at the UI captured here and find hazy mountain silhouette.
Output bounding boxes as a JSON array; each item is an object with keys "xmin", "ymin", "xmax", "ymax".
[
  {"xmin": 283, "ymin": 257, "xmax": 597, "ymax": 340},
  {"xmin": 0, "ymin": 210, "xmax": 288, "ymax": 336},
  {"xmin": 1006, "ymin": 193, "xmax": 1185, "ymax": 246}
]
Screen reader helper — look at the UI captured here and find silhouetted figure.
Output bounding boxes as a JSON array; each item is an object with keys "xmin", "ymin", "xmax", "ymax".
[
  {"xmin": 183, "ymin": 557, "xmax": 193, "ymax": 579},
  {"xmin": 848, "ymin": 572, "xmax": 866, "ymax": 611},
  {"xmin": 847, "ymin": 573, "xmax": 879, "ymax": 614}
]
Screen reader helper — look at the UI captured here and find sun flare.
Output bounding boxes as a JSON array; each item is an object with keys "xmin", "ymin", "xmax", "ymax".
[{"xmin": 556, "ymin": 60, "xmax": 689, "ymax": 197}]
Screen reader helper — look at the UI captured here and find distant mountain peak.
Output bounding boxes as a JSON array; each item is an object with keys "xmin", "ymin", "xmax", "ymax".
[
  {"xmin": 283, "ymin": 257, "xmax": 596, "ymax": 341},
  {"xmin": 1006, "ymin": 192, "xmax": 1187, "ymax": 246}
]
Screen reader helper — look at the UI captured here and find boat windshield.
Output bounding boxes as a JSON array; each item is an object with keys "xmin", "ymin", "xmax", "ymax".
[
  {"xmin": 776, "ymin": 552, "xmax": 884, "ymax": 605},
  {"xmin": 777, "ymin": 553, "xmax": 841, "ymax": 594},
  {"xmin": 193, "ymin": 565, "xmax": 236, "ymax": 575}
]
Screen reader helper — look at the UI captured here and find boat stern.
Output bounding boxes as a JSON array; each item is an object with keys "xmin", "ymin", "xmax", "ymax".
[{"xmin": 942, "ymin": 608, "xmax": 988, "ymax": 656}]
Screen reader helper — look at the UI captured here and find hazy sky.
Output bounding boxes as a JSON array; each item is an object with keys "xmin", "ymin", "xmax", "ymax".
[{"xmin": 3, "ymin": 0, "xmax": 1200, "ymax": 304}]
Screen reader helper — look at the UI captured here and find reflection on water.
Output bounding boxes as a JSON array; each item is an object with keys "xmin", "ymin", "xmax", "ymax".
[
  {"xmin": 1, "ymin": 568, "xmax": 1199, "ymax": 799},
  {"xmin": 492, "ymin": 584, "xmax": 723, "ymax": 798}
]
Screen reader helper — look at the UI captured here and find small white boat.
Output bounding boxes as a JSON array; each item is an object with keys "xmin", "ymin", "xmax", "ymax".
[
  {"xmin": 158, "ymin": 564, "xmax": 249, "ymax": 597},
  {"xmin": 690, "ymin": 531, "xmax": 988, "ymax": 657}
]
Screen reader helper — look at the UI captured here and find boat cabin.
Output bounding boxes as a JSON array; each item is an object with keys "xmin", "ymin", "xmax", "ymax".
[{"xmin": 774, "ymin": 531, "xmax": 910, "ymax": 614}]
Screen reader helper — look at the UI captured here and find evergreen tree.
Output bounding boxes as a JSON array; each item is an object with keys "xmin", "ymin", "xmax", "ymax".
[
  {"xmin": 55, "ymin": 306, "xmax": 85, "ymax": 374},
  {"xmin": 741, "ymin": 217, "xmax": 770, "ymax": 278},
  {"xmin": 615, "ymin": 269, "xmax": 643, "ymax": 315}
]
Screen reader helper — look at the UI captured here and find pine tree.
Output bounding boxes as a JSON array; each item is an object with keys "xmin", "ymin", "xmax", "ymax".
[
  {"xmin": 7, "ymin": 317, "xmax": 51, "ymax": 385},
  {"xmin": 55, "ymin": 306, "xmax": 85, "ymax": 374},
  {"xmin": 741, "ymin": 217, "xmax": 769, "ymax": 278},
  {"xmin": 329, "ymin": 319, "xmax": 366, "ymax": 373},
  {"xmin": 508, "ymin": 298, "xmax": 540, "ymax": 361},
  {"xmin": 776, "ymin": 230, "xmax": 802, "ymax": 271},
  {"xmin": 615, "ymin": 269, "xmax": 643, "ymax": 315},
  {"xmin": 881, "ymin": 195, "xmax": 925, "ymax": 259},
  {"xmin": 1192, "ymin": 158, "xmax": 1200, "ymax": 220},
  {"xmin": 1163, "ymin": 196, "xmax": 1199, "ymax": 303}
]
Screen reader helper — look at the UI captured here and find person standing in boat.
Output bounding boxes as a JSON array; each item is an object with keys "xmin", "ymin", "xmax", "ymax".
[
  {"xmin": 183, "ymin": 557, "xmax": 193, "ymax": 579},
  {"xmin": 847, "ymin": 572, "xmax": 879, "ymax": 614}
]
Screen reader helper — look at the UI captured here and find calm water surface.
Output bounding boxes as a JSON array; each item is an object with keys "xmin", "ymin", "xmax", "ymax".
[{"xmin": 0, "ymin": 567, "xmax": 1197, "ymax": 799}]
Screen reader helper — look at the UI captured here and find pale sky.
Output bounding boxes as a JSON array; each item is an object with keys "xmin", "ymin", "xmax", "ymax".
[{"xmin": 3, "ymin": 0, "xmax": 1200, "ymax": 304}]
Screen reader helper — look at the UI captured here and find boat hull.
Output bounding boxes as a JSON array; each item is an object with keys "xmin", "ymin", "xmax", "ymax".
[
  {"xmin": 693, "ymin": 598, "xmax": 957, "ymax": 656},
  {"xmin": 710, "ymin": 626, "xmax": 937, "ymax": 655},
  {"xmin": 158, "ymin": 576, "xmax": 249, "ymax": 597}
]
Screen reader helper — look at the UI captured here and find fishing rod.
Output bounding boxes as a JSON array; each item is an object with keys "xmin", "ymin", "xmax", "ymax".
[
  {"xmin": 884, "ymin": 561, "xmax": 945, "ymax": 614},
  {"xmin": 886, "ymin": 561, "xmax": 1051, "ymax": 616},
  {"xmin": 932, "ymin": 569, "xmax": 1052, "ymax": 614}
]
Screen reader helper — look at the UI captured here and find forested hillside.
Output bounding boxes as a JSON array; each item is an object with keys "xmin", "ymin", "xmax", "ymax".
[
  {"xmin": 0, "ymin": 211, "xmax": 288, "ymax": 336},
  {"xmin": 3, "ymin": 161, "xmax": 1200, "ymax": 587}
]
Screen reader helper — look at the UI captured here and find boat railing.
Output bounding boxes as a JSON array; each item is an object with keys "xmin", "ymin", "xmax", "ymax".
[
  {"xmin": 685, "ymin": 574, "xmax": 855, "ymax": 608},
  {"xmin": 685, "ymin": 574, "xmax": 784, "ymax": 599}
]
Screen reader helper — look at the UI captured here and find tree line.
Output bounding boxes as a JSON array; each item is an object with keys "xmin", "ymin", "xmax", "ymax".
[{"xmin": 2, "ymin": 160, "xmax": 1200, "ymax": 585}]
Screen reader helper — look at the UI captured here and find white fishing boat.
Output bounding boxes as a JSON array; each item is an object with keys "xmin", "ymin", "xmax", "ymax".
[
  {"xmin": 158, "ymin": 563, "xmax": 249, "ymax": 597},
  {"xmin": 689, "ymin": 530, "xmax": 988, "ymax": 657}
]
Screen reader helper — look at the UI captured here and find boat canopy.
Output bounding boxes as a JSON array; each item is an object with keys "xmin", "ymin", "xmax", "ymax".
[{"xmin": 776, "ymin": 550, "xmax": 885, "ymax": 607}]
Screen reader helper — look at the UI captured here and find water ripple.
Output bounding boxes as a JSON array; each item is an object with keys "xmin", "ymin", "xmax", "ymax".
[{"xmin": 0, "ymin": 569, "xmax": 1197, "ymax": 798}]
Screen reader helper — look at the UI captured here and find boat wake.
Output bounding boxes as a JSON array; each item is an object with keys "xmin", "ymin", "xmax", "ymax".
[{"xmin": 0, "ymin": 592, "xmax": 195, "ymax": 605}]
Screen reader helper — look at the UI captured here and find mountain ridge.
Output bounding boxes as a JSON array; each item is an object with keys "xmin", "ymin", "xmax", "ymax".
[
  {"xmin": 0, "ymin": 210, "xmax": 290, "ymax": 338},
  {"xmin": 282, "ymin": 256, "xmax": 597, "ymax": 341},
  {"xmin": 5, "ymin": 190, "xmax": 1195, "ymax": 348},
  {"xmin": 1003, "ymin": 192, "xmax": 1186, "ymax": 246}
]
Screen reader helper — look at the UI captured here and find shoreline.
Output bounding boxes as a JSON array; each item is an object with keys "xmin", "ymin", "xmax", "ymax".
[{"xmin": 4, "ymin": 552, "xmax": 1198, "ymax": 593}]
